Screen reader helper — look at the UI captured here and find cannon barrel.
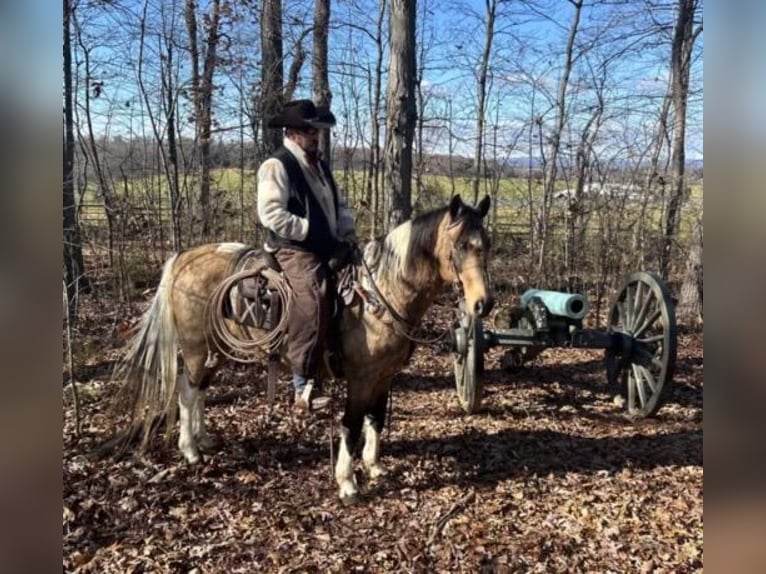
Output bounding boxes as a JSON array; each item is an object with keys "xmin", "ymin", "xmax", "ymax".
[{"xmin": 520, "ymin": 289, "xmax": 589, "ymax": 320}]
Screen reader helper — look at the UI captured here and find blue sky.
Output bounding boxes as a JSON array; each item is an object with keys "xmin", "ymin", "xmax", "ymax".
[{"xmin": 70, "ymin": 0, "xmax": 703, "ymax": 162}]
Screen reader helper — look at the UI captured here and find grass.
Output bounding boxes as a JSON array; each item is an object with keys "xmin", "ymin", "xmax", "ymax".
[{"xmin": 76, "ymin": 167, "xmax": 702, "ymax": 248}]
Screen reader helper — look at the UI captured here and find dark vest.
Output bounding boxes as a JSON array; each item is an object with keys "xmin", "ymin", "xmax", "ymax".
[{"xmin": 266, "ymin": 147, "xmax": 340, "ymax": 261}]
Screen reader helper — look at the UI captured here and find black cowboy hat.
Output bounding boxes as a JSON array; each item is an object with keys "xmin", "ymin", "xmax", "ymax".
[{"xmin": 267, "ymin": 99, "xmax": 336, "ymax": 129}]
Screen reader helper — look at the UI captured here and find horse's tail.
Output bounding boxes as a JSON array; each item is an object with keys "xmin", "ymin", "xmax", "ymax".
[{"xmin": 112, "ymin": 253, "xmax": 180, "ymax": 453}]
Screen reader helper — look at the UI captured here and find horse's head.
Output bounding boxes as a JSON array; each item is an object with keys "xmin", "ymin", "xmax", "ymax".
[{"xmin": 441, "ymin": 194, "xmax": 494, "ymax": 318}]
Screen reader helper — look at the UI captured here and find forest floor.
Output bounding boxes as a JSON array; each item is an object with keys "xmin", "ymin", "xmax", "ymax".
[{"xmin": 63, "ymin": 290, "xmax": 703, "ymax": 573}]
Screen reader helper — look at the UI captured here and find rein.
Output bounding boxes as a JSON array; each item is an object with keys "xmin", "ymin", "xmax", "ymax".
[{"xmin": 358, "ymin": 245, "xmax": 460, "ymax": 346}]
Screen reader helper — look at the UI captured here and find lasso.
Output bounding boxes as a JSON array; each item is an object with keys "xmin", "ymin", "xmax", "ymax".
[{"xmin": 204, "ymin": 267, "xmax": 292, "ymax": 363}]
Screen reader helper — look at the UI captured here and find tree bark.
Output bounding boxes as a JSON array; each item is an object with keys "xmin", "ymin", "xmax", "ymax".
[
  {"xmin": 384, "ymin": 0, "xmax": 417, "ymax": 230},
  {"xmin": 185, "ymin": 0, "xmax": 221, "ymax": 240},
  {"xmin": 539, "ymin": 0, "xmax": 582, "ymax": 277},
  {"xmin": 678, "ymin": 212, "xmax": 702, "ymax": 325},
  {"xmin": 261, "ymin": 0, "xmax": 284, "ymax": 156},
  {"xmin": 313, "ymin": 0, "xmax": 332, "ymax": 164},
  {"xmin": 472, "ymin": 0, "xmax": 497, "ymax": 205},
  {"xmin": 367, "ymin": 0, "xmax": 386, "ymax": 236},
  {"xmin": 63, "ymin": 0, "xmax": 89, "ymax": 323},
  {"xmin": 660, "ymin": 0, "xmax": 701, "ymax": 279}
]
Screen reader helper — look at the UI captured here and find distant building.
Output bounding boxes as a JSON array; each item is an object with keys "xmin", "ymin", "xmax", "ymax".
[{"xmin": 553, "ymin": 183, "xmax": 642, "ymax": 200}]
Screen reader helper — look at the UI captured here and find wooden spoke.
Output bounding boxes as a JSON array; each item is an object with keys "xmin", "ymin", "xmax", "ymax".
[
  {"xmin": 638, "ymin": 365, "xmax": 658, "ymax": 393},
  {"xmin": 607, "ymin": 272, "xmax": 677, "ymax": 418},
  {"xmin": 634, "ymin": 307, "xmax": 661, "ymax": 338},
  {"xmin": 631, "ymin": 364, "xmax": 647, "ymax": 409},
  {"xmin": 637, "ymin": 333, "xmax": 665, "ymax": 344},
  {"xmin": 630, "ymin": 281, "xmax": 643, "ymax": 331}
]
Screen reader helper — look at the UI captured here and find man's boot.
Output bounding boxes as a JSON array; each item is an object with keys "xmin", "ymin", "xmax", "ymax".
[{"xmin": 294, "ymin": 380, "xmax": 331, "ymax": 412}]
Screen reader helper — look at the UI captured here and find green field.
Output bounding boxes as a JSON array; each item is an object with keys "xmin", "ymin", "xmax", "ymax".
[{"xmin": 77, "ymin": 167, "xmax": 702, "ymax": 245}]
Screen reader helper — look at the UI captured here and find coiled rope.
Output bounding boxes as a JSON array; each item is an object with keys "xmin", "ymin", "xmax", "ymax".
[{"xmin": 204, "ymin": 267, "xmax": 292, "ymax": 364}]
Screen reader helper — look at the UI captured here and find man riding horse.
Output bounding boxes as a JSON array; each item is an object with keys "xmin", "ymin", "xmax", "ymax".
[{"xmin": 256, "ymin": 99, "xmax": 357, "ymax": 412}]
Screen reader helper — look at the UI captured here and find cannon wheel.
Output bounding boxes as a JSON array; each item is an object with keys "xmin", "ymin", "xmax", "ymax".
[
  {"xmin": 454, "ymin": 314, "xmax": 484, "ymax": 414},
  {"xmin": 605, "ymin": 271, "xmax": 677, "ymax": 418}
]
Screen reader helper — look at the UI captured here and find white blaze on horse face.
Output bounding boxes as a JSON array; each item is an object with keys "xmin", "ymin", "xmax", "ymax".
[
  {"xmin": 177, "ymin": 372, "xmax": 200, "ymax": 464},
  {"xmin": 216, "ymin": 242, "xmax": 246, "ymax": 253}
]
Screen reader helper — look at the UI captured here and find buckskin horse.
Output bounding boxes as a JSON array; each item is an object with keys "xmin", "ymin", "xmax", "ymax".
[{"xmin": 115, "ymin": 194, "xmax": 493, "ymax": 503}]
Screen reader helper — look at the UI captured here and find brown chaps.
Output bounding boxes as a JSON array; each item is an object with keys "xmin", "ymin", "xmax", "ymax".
[{"xmin": 275, "ymin": 248, "xmax": 331, "ymax": 378}]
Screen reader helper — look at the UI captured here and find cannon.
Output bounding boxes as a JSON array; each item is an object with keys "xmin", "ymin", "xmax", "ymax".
[{"xmin": 451, "ymin": 271, "xmax": 677, "ymax": 418}]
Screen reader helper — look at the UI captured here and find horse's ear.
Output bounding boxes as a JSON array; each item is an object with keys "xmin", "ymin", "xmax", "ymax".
[
  {"xmin": 449, "ymin": 194, "xmax": 463, "ymax": 221},
  {"xmin": 477, "ymin": 195, "xmax": 491, "ymax": 218}
]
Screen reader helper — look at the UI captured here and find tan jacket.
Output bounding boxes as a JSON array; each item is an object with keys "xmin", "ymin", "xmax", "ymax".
[{"xmin": 256, "ymin": 138, "xmax": 356, "ymax": 245}]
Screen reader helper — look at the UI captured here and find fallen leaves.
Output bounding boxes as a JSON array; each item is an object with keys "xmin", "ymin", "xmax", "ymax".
[{"xmin": 63, "ymin": 299, "xmax": 703, "ymax": 572}]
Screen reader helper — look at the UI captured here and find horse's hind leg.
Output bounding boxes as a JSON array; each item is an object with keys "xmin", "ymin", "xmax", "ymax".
[
  {"xmin": 177, "ymin": 369, "xmax": 201, "ymax": 464},
  {"xmin": 193, "ymin": 386, "xmax": 216, "ymax": 451},
  {"xmin": 363, "ymin": 387, "xmax": 389, "ymax": 479}
]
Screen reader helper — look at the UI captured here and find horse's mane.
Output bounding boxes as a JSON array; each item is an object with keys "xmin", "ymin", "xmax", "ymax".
[{"xmin": 363, "ymin": 206, "xmax": 449, "ymax": 287}]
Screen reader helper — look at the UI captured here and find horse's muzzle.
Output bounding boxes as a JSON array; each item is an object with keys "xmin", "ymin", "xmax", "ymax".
[{"xmin": 474, "ymin": 296, "xmax": 494, "ymax": 318}]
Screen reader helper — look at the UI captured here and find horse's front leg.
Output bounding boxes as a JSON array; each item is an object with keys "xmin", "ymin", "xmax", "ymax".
[
  {"xmin": 363, "ymin": 386, "xmax": 389, "ymax": 479},
  {"xmin": 335, "ymin": 399, "xmax": 364, "ymax": 504}
]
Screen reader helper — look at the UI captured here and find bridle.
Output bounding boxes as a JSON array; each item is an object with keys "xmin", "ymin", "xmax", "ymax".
[{"xmin": 358, "ymin": 221, "xmax": 489, "ymax": 345}]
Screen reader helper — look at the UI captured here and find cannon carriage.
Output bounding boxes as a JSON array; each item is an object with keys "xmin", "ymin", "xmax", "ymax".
[{"xmin": 451, "ymin": 271, "xmax": 678, "ymax": 418}]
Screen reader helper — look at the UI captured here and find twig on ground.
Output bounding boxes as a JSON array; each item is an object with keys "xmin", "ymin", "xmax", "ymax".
[{"xmin": 426, "ymin": 489, "xmax": 476, "ymax": 546}]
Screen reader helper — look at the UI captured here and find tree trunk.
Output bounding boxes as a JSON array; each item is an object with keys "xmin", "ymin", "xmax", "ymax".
[
  {"xmin": 367, "ymin": 0, "xmax": 386, "ymax": 236},
  {"xmin": 472, "ymin": 0, "xmax": 497, "ymax": 205},
  {"xmin": 185, "ymin": 0, "xmax": 221, "ymax": 240},
  {"xmin": 635, "ymin": 82, "xmax": 672, "ymax": 267},
  {"xmin": 63, "ymin": 0, "xmax": 89, "ymax": 323},
  {"xmin": 261, "ymin": 0, "xmax": 284, "ymax": 156},
  {"xmin": 162, "ymin": 38, "xmax": 182, "ymax": 251},
  {"xmin": 74, "ymin": 9, "xmax": 122, "ymax": 298},
  {"xmin": 384, "ymin": 0, "xmax": 417, "ymax": 230},
  {"xmin": 660, "ymin": 0, "xmax": 701, "ymax": 279},
  {"xmin": 539, "ymin": 0, "xmax": 582, "ymax": 277},
  {"xmin": 313, "ymin": 0, "xmax": 332, "ymax": 164},
  {"xmin": 678, "ymin": 212, "xmax": 702, "ymax": 325}
]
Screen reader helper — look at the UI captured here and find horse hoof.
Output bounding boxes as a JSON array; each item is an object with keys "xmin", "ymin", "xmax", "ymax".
[
  {"xmin": 196, "ymin": 434, "xmax": 219, "ymax": 452},
  {"xmin": 184, "ymin": 453, "xmax": 201, "ymax": 465},
  {"xmin": 180, "ymin": 446, "xmax": 201, "ymax": 465},
  {"xmin": 367, "ymin": 464, "xmax": 388, "ymax": 480},
  {"xmin": 340, "ymin": 492, "xmax": 360, "ymax": 506}
]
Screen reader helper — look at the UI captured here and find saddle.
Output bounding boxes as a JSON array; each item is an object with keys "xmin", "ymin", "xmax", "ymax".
[
  {"xmin": 225, "ymin": 249, "xmax": 284, "ymax": 331},
  {"xmin": 224, "ymin": 245, "xmax": 364, "ymax": 379}
]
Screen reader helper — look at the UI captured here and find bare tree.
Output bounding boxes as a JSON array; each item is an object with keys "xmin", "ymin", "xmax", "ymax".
[
  {"xmin": 539, "ymin": 0, "xmax": 583, "ymax": 277},
  {"xmin": 677, "ymin": 210, "xmax": 702, "ymax": 325},
  {"xmin": 367, "ymin": 0, "xmax": 386, "ymax": 236},
  {"xmin": 185, "ymin": 0, "xmax": 222, "ymax": 240},
  {"xmin": 73, "ymin": 4, "xmax": 125, "ymax": 297},
  {"xmin": 261, "ymin": 0, "xmax": 284, "ymax": 156},
  {"xmin": 63, "ymin": 0, "xmax": 90, "ymax": 322},
  {"xmin": 313, "ymin": 0, "xmax": 332, "ymax": 163},
  {"xmin": 384, "ymin": 0, "xmax": 417, "ymax": 230},
  {"xmin": 471, "ymin": 0, "xmax": 498, "ymax": 205},
  {"xmin": 159, "ymin": 2, "xmax": 183, "ymax": 251},
  {"xmin": 660, "ymin": 0, "xmax": 702, "ymax": 278}
]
